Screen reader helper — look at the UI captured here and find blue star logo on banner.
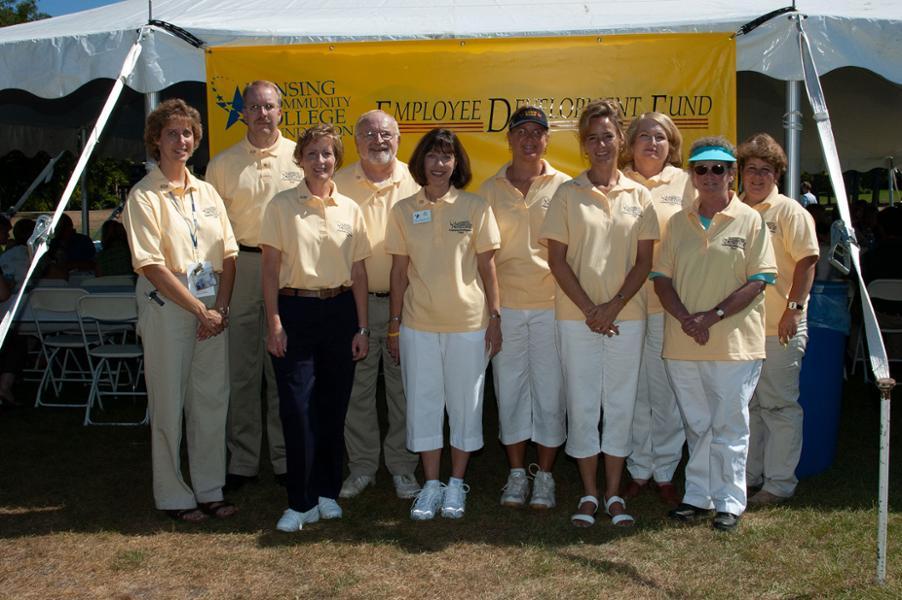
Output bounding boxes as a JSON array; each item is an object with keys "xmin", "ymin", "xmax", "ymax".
[{"xmin": 211, "ymin": 76, "xmax": 246, "ymax": 130}]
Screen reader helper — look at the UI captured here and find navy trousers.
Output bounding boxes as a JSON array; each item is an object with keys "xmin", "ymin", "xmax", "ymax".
[{"xmin": 271, "ymin": 291, "xmax": 358, "ymax": 512}]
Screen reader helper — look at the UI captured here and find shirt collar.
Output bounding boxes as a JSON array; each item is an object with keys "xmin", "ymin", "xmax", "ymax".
[
  {"xmin": 689, "ymin": 192, "xmax": 743, "ymax": 218},
  {"xmin": 415, "ymin": 186, "xmax": 459, "ymax": 206},
  {"xmin": 298, "ymin": 178, "xmax": 338, "ymax": 206},
  {"xmin": 352, "ymin": 159, "xmax": 407, "ymax": 189},
  {"xmin": 741, "ymin": 185, "xmax": 781, "ymax": 211},
  {"xmin": 241, "ymin": 131, "xmax": 283, "ymax": 157},
  {"xmin": 150, "ymin": 166, "xmax": 200, "ymax": 196},
  {"xmin": 623, "ymin": 163, "xmax": 682, "ymax": 187},
  {"xmin": 491, "ymin": 159, "xmax": 558, "ymax": 182}
]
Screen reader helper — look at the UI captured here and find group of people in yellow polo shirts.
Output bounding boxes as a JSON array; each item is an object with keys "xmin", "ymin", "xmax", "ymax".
[{"xmin": 123, "ymin": 82, "xmax": 817, "ymax": 533}]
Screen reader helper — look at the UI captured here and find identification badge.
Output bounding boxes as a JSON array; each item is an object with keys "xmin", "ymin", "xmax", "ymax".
[
  {"xmin": 412, "ymin": 209, "xmax": 432, "ymax": 224},
  {"xmin": 187, "ymin": 261, "xmax": 217, "ymax": 298}
]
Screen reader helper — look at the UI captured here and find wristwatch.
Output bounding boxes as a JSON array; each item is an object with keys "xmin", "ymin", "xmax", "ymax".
[
  {"xmin": 787, "ymin": 301, "xmax": 805, "ymax": 311},
  {"xmin": 357, "ymin": 327, "xmax": 371, "ymax": 337},
  {"xmin": 714, "ymin": 307, "xmax": 726, "ymax": 320}
]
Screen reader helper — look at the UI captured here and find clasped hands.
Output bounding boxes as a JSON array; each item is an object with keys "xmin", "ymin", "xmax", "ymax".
[{"xmin": 196, "ymin": 307, "xmax": 228, "ymax": 341}]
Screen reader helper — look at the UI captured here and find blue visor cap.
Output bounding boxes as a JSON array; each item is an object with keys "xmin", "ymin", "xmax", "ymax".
[{"xmin": 689, "ymin": 145, "xmax": 736, "ymax": 163}]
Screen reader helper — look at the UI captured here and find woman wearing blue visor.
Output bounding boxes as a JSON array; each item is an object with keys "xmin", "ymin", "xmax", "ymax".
[{"xmin": 651, "ymin": 137, "xmax": 776, "ymax": 532}]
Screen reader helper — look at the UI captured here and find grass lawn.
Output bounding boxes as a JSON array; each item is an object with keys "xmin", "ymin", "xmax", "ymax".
[{"xmin": 1, "ymin": 373, "xmax": 900, "ymax": 599}]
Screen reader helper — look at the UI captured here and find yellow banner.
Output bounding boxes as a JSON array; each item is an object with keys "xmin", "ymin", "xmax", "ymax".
[{"xmin": 206, "ymin": 34, "xmax": 735, "ymax": 185}]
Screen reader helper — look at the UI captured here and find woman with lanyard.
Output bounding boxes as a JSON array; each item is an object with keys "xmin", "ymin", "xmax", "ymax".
[
  {"xmin": 620, "ymin": 113, "xmax": 693, "ymax": 507},
  {"xmin": 540, "ymin": 99, "xmax": 658, "ymax": 527},
  {"xmin": 385, "ymin": 128, "xmax": 501, "ymax": 521},
  {"xmin": 477, "ymin": 106, "xmax": 569, "ymax": 510},
  {"xmin": 652, "ymin": 137, "xmax": 776, "ymax": 532},
  {"xmin": 260, "ymin": 124, "xmax": 371, "ymax": 532},
  {"xmin": 124, "ymin": 99, "xmax": 238, "ymax": 522},
  {"xmin": 738, "ymin": 133, "xmax": 818, "ymax": 506}
]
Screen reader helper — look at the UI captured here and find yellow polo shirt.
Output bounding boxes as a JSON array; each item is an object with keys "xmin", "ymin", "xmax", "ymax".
[
  {"xmin": 333, "ymin": 160, "xmax": 420, "ymax": 292},
  {"xmin": 124, "ymin": 166, "xmax": 238, "ymax": 274},
  {"xmin": 385, "ymin": 187, "xmax": 501, "ymax": 333},
  {"xmin": 259, "ymin": 180, "xmax": 371, "ymax": 290},
  {"xmin": 205, "ymin": 132, "xmax": 303, "ymax": 246},
  {"xmin": 538, "ymin": 171, "xmax": 659, "ymax": 322},
  {"xmin": 744, "ymin": 187, "xmax": 819, "ymax": 336},
  {"xmin": 654, "ymin": 195, "xmax": 777, "ymax": 361},
  {"xmin": 478, "ymin": 160, "xmax": 570, "ymax": 310},
  {"xmin": 624, "ymin": 164, "xmax": 695, "ymax": 316}
]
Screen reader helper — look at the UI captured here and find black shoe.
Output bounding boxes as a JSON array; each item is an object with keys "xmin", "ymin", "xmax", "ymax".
[
  {"xmin": 668, "ymin": 503, "xmax": 713, "ymax": 522},
  {"xmin": 713, "ymin": 511, "xmax": 740, "ymax": 531},
  {"xmin": 274, "ymin": 472, "xmax": 288, "ymax": 487},
  {"xmin": 224, "ymin": 473, "xmax": 258, "ymax": 492}
]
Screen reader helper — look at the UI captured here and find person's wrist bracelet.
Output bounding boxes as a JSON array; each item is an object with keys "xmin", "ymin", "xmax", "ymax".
[{"xmin": 387, "ymin": 331, "xmax": 400, "ymax": 338}]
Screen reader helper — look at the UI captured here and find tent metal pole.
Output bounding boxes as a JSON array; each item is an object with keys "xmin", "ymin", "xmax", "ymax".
[
  {"xmin": 889, "ymin": 157, "xmax": 896, "ymax": 207},
  {"xmin": 876, "ymin": 377, "xmax": 894, "ymax": 584},
  {"xmin": 784, "ymin": 79, "xmax": 802, "ymax": 200},
  {"xmin": 144, "ymin": 91, "xmax": 159, "ymax": 170}
]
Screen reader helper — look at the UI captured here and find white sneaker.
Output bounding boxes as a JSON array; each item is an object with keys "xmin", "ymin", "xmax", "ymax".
[
  {"xmin": 339, "ymin": 474, "xmax": 375, "ymax": 499},
  {"xmin": 410, "ymin": 481, "xmax": 445, "ymax": 521},
  {"xmin": 500, "ymin": 471, "xmax": 529, "ymax": 507},
  {"xmin": 441, "ymin": 482, "xmax": 470, "ymax": 519},
  {"xmin": 318, "ymin": 497, "xmax": 343, "ymax": 519},
  {"xmin": 393, "ymin": 473, "xmax": 421, "ymax": 499},
  {"xmin": 276, "ymin": 506, "xmax": 319, "ymax": 532},
  {"xmin": 529, "ymin": 468, "xmax": 556, "ymax": 509}
]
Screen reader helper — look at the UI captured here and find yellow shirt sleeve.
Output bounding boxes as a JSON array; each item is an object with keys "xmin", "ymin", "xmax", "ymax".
[
  {"xmin": 636, "ymin": 190, "xmax": 660, "ymax": 242},
  {"xmin": 352, "ymin": 206, "xmax": 373, "ymax": 263},
  {"xmin": 474, "ymin": 201, "xmax": 502, "ymax": 254},
  {"xmin": 746, "ymin": 214, "xmax": 778, "ymax": 278},
  {"xmin": 537, "ymin": 185, "xmax": 569, "ymax": 247},
  {"xmin": 258, "ymin": 197, "xmax": 283, "ymax": 252},
  {"xmin": 653, "ymin": 212, "xmax": 677, "ymax": 278},
  {"xmin": 123, "ymin": 187, "xmax": 165, "ymax": 271},
  {"xmin": 384, "ymin": 203, "xmax": 407, "ymax": 256},
  {"xmin": 785, "ymin": 210, "xmax": 820, "ymax": 262}
]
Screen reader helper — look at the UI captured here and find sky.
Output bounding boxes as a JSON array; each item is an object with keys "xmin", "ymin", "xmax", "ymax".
[{"xmin": 38, "ymin": 0, "xmax": 122, "ymax": 17}]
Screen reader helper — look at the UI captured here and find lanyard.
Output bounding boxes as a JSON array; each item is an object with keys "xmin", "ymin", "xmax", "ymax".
[{"xmin": 168, "ymin": 189, "xmax": 198, "ymax": 251}]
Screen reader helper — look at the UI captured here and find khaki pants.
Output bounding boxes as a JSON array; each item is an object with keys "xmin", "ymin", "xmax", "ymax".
[
  {"xmin": 344, "ymin": 295, "xmax": 418, "ymax": 476},
  {"xmin": 136, "ymin": 276, "xmax": 229, "ymax": 510},
  {"xmin": 226, "ymin": 251, "xmax": 286, "ymax": 477},
  {"xmin": 746, "ymin": 325, "xmax": 808, "ymax": 497}
]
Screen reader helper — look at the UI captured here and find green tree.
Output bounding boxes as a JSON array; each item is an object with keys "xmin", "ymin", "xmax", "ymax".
[{"xmin": 0, "ymin": 0, "xmax": 47, "ymax": 26}]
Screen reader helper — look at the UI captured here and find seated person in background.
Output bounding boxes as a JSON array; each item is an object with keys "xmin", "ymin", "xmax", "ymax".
[
  {"xmin": 0, "ymin": 218, "xmax": 36, "ymax": 288},
  {"xmin": 799, "ymin": 181, "xmax": 818, "ymax": 207},
  {"xmin": 94, "ymin": 220, "xmax": 134, "ymax": 277},
  {"xmin": 49, "ymin": 213, "xmax": 96, "ymax": 272}
]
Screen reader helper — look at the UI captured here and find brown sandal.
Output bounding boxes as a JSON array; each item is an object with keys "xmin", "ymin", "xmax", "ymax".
[
  {"xmin": 165, "ymin": 508, "xmax": 207, "ymax": 522},
  {"xmin": 198, "ymin": 501, "xmax": 239, "ymax": 519}
]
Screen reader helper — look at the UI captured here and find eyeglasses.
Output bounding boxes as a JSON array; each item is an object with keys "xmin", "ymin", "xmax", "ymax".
[
  {"xmin": 512, "ymin": 128, "xmax": 547, "ymax": 140},
  {"xmin": 362, "ymin": 130, "xmax": 396, "ymax": 141},
  {"xmin": 693, "ymin": 164, "xmax": 728, "ymax": 176},
  {"xmin": 743, "ymin": 165, "xmax": 775, "ymax": 178},
  {"xmin": 245, "ymin": 103, "xmax": 279, "ymax": 113}
]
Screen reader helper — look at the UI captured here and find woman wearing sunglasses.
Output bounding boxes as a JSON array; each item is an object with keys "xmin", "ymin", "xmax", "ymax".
[
  {"xmin": 738, "ymin": 133, "xmax": 818, "ymax": 506},
  {"xmin": 620, "ymin": 112, "xmax": 694, "ymax": 507},
  {"xmin": 541, "ymin": 100, "xmax": 659, "ymax": 528},
  {"xmin": 651, "ymin": 136, "xmax": 776, "ymax": 532}
]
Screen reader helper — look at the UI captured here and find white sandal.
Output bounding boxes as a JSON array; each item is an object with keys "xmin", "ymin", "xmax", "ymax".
[
  {"xmin": 570, "ymin": 495, "xmax": 599, "ymax": 527},
  {"xmin": 605, "ymin": 495, "xmax": 635, "ymax": 527}
]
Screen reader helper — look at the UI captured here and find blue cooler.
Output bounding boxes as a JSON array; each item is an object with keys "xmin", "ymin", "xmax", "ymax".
[{"xmin": 796, "ymin": 281, "xmax": 850, "ymax": 478}]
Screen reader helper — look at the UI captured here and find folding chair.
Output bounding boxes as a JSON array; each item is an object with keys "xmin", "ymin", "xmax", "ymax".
[
  {"xmin": 78, "ymin": 275, "xmax": 137, "ymax": 292},
  {"xmin": 29, "ymin": 287, "xmax": 94, "ymax": 408},
  {"xmin": 851, "ymin": 278, "xmax": 902, "ymax": 382},
  {"xmin": 77, "ymin": 293, "xmax": 147, "ymax": 426}
]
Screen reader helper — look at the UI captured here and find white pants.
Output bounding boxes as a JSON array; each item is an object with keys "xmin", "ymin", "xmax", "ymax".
[
  {"xmin": 665, "ymin": 359, "xmax": 763, "ymax": 515},
  {"xmin": 557, "ymin": 319, "xmax": 645, "ymax": 459},
  {"xmin": 627, "ymin": 312, "xmax": 685, "ymax": 482},
  {"xmin": 747, "ymin": 326, "xmax": 808, "ymax": 497},
  {"xmin": 400, "ymin": 326, "xmax": 487, "ymax": 453},
  {"xmin": 491, "ymin": 307, "xmax": 565, "ymax": 447}
]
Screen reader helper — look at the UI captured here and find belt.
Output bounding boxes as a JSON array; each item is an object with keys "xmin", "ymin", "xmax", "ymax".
[
  {"xmin": 239, "ymin": 244, "xmax": 261, "ymax": 253},
  {"xmin": 279, "ymin": 286, "xmax": 349, "ymax": 299},
  {"xmin": 369, "ymin": 291, "xmax": 390, "ymax": 298}
]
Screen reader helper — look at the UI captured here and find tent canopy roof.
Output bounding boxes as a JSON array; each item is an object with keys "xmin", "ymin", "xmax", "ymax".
[{"xmin": 1, "ymin": 0, "xmax": 901, "ymax": 97}]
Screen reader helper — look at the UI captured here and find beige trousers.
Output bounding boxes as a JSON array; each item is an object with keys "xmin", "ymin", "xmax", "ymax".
[
  {"xmin": 136, "ymin": 276, "xmax": 229, "ymax": 510},
  {"xmin": 344, "ymin": 294, "xmax": 418, "ymax": 477},
  {"xmin": 226, "ymin": 251, "xmax": 286, "ymax": 477}
]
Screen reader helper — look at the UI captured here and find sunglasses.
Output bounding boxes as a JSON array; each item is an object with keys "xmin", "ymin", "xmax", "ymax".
[{"xmin": 693, "ymin": 164, "xmax": 728, "ymax": 176}]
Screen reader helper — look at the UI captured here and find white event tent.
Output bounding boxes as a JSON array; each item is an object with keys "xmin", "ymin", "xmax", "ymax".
[{"xmin": 0, "ymin": 0, "xmax": 900, "ymax": 175}]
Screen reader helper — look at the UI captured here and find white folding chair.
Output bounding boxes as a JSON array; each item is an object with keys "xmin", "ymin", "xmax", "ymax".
[
  {"xmin": 77, "ymin": 293, "xmax": 147, "ymax": 426},
  {"xmin": 78, "ymin": 275, "xmax": 138, "ymax": 292},
  {"xmin": 28, "ymin": 287, "xmax": 94, "ymax": 408},
  {"xmin": 852, "ymin": 278, "xmax": 902, "ymax": 381}
]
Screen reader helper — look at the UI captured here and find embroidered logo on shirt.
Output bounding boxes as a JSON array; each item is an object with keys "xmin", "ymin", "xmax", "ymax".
[
  {"xmin": 336, "ymin": 223, "xmax": 353, "ymax": 238},
  {"xmin": 282, "ymin": 171, "xmax": 302, "ymax": 182},
  {"xmin": 621, "ymin": 205, "xmax": 642, "ymax": 217},
  {"xmin": 202, "ymin": 207, "xmax": 219, "ymax": 218},
  {"xmin": 449, "ymin": 219, "xmax": 473, "ymax": 234},
  {"xmin": 766, "ymin": 221, "xmax": 777, "ymax": 234},
  {"xmin": 660, "ymin": 194, "xmax": 682, "ymax": 206},
  {"xmin": 540, "ymin": 196, "xmax": 552, "ymax": 209},
  {"xmin": 722, "ymin": 236, "xmax": 746, "ymax": 250}
]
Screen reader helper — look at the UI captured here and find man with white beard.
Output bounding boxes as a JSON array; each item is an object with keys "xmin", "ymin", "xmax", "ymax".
[
  {"xmin": 206, "ymin": 81, "xmax": 302, "ymax": 490},
  {"xmin": 333, "ymin": 110, "xmax": 422, "ymax": 499}
]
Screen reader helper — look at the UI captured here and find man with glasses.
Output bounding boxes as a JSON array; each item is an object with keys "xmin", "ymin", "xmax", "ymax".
[
  {"xmin": 206, "ymin": 80, "xmax": 302, "ymax": 491},
  {"xmin": 333, "ymin": 110, "xmax": 422, "ymax": 500}
]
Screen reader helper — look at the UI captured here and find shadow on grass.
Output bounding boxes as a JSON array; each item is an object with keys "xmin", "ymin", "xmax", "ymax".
[{"xmin": 2, "ymin": 373, "xmax": 901, "ymax": 552}]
